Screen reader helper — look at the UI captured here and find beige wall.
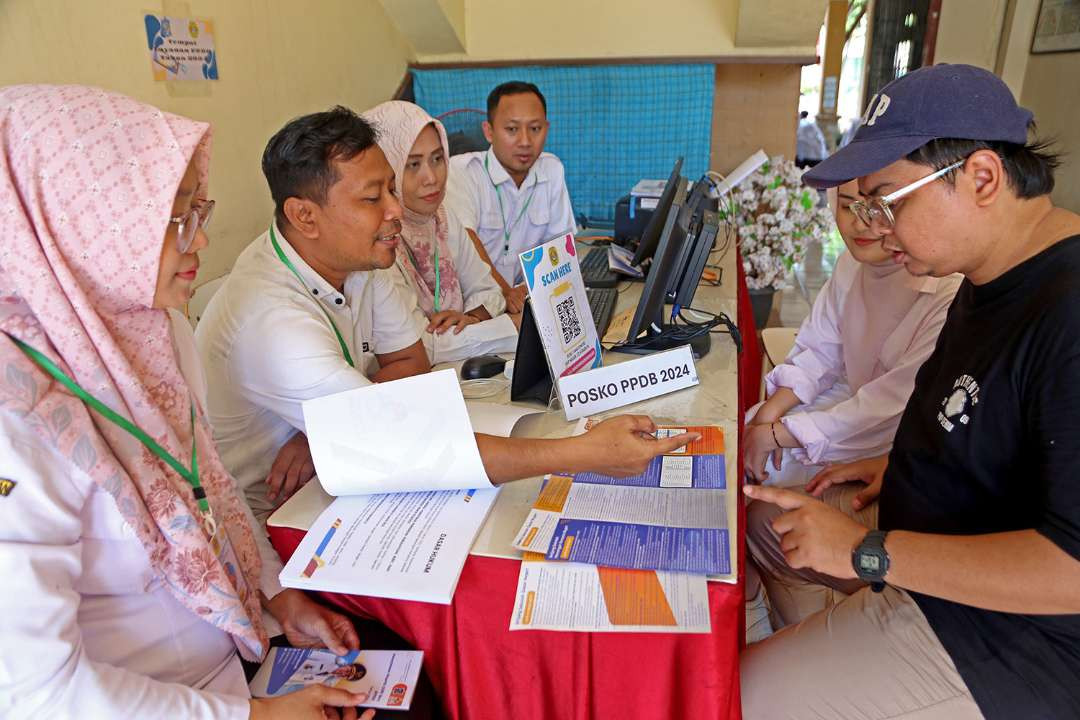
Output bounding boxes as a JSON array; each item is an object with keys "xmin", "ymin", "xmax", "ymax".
[
  {"xmin": 0, "ymin": 0, "xmax": 411, "ymax": 281},
  {"xmin": 934, "ymin": 0, "xmax": 1008, "ymax": 69},
  {"xmin": 1021, "ymin": 52, "xmax": 1080, "ymax": 212},
  {"xmin": 413, "ymin": 0, "xmax": 819, "ymax": 63}
]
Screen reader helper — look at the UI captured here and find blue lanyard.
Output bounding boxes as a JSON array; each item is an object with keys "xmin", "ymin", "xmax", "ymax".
[
  {"xmin": 483, "ymin": 153, "xmax": 537, "ymax": 259},
  {"xmin": 269, "ymin": 225, "xmax": 355, "ymax": 367}
]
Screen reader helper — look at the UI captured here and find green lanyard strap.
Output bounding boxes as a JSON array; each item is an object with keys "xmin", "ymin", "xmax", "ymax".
[
  {"xmin": 269, "ymin": 224, "xmax": 355, "ymax": 367},
  {"xmin": 484, "ymin": 154, "xmax": 537, "ymax": 260},
  {"xmin": 403, "ymin": 241, "xmax": 442, "ymax": 313},
  {"xmin": 4, "ymin": 332, "xmax": 214, "ymax": 532}
]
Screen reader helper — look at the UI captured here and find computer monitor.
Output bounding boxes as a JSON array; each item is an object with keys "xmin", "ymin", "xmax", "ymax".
[
  {"xmin": 616, "ymin": 179, "xmax": 715, "ymax": 357},
  {"xmin": 630, "ymin": 156, "xmax": 684, "ymax": 267},
  {"xmin": 673, "ymin": 210, "xmax": 721, "ymax": 308},
  {"xmin": 666, "ymin": 175, "xmax": 716, "ymax": 299}
]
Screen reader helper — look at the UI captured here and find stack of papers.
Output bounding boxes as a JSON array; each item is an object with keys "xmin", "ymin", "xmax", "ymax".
[
  {"xmin": 508, "ymin": 426, "xmax": 735, "ymax": 634},
  {"xmin": 607, "ymin": 244, "xmax": 644, "ymax": 278}
]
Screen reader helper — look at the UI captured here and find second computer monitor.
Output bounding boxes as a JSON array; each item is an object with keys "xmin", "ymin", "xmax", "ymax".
[
  {"xmin": 673, "ymin": 210, "xmax": 721, "ymax": 308},
  {"xmin": 625, "ymin": 178, "xmax": 689, "ymax": 344},
  {"xmin": 630, "ymin": 156, "xmax": 684, "ymax": 267}
]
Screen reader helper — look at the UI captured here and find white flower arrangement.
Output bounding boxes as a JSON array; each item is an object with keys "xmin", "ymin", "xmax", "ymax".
[{"xmin": 723, "ymin": 156, "xmax": 834, "ymax": 290}]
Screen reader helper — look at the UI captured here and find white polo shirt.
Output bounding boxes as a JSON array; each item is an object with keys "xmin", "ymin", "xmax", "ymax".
[
  {"xmin": 195, "ymin": 222, "xmax": 421, "ymax": 521},
  {"xmin": 444, "ymin": 147, "xmax": 576, "ymax": 286}
]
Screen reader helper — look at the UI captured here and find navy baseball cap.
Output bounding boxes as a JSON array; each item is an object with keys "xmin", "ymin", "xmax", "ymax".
[{"xmin": 803, "ymin": 64, "xmax": 1033, "ymax": 189}]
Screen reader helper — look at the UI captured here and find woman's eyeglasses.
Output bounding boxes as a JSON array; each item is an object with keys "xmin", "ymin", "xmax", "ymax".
[{"xmin": 169, "ymin": 199, "xmax": 215, "ymax": 254}]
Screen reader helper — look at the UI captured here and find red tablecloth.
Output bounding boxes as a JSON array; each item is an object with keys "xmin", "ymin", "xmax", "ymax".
[
  {"xmin": 270, "ymin": 528, "xmax": 742, "ymax": 720},
  {"xmin": 268, "ymin": 257, "xmax": 758, "ymax": 720}
]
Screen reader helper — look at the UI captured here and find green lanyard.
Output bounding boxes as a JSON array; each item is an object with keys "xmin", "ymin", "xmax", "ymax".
[
  {"xmin": 484, "ymin": 153, "xmax": 537, "ymax": 260},
  {"xmin": 269, "ymin": 224, "xmax": 355, "ymax": 367},
  {"xmin": 4, "ymin": 332, "xmax": 215, "ymax": 537},
  {"xmin": 403, "ymin": 241, "xmax": 441, "ymax": 313}
]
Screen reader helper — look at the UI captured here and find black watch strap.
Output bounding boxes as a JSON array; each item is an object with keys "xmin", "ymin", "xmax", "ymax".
[{"xmin": 852, "ymin": 529, "xmax": 890, "ymax": 592}]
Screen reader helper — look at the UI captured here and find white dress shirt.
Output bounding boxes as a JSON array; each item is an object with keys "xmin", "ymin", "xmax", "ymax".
[
  {"xmin": 444, "ymin": 147, "xmax": 577, "ymax": 286},
  {"xmin": 394, "ymin": 206, "xmax": 518, "ymax": 364},
  {"xmin": 195, "ymin": 223, "xmax": 422, "ymax": 523},
  {"xmin": 0, "ymin": 310, "xmax": 254, "ymax": 720},
  {"xmin": 747, "ymin": 252, "xmax": 961, "ymax": 483}
]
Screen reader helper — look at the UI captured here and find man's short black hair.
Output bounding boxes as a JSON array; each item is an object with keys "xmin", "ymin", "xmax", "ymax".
[
  {"xmin": 262, "ymin": 106, "xmax": 378, "ymax": 226},
  {"xmin": 486, "ymin": 81, "xmax": 547, "ymax": 121},
  {"xmin": 906, "ymin": 124, "xmax": 1063, "ymax": 199}
]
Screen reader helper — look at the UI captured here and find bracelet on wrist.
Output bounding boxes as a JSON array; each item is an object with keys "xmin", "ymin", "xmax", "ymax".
[{"xmin": 770, "ymin": 421, "xmax": 783, "ymax": 449}]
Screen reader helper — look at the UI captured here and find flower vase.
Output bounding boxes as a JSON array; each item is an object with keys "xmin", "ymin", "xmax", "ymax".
[{"xmin": 748, "ymin": 286, "xmax": 776, "ymax": 329}]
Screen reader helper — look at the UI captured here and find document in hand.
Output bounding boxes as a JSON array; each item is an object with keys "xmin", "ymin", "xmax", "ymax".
[
  {"xmin": 510, "ymin": 553, "xmax": 711, "ymax": 633},
  {"xmin": 302, "ymin": 369, "xmax": 492, "ymax": 496},
  {"xmin": 512, "ymin": 426, "xmax": 736, "ymax": 580},
  {"xmin": 279, "ymin": 372, "xmax": 528, "ymax": 603},
  {"xmin": 249, "ymin": 646, "xmax": 423, "ymax": 710}
]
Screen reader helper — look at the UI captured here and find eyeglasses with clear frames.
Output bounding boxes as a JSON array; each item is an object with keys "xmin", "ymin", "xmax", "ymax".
[
  {"xmin": 849, "ymin": 160, "xmax": 965, "ymax": 229},
  {"xmin": 169, "ymin": 200, "xmax": 215, "ymax": 254}
]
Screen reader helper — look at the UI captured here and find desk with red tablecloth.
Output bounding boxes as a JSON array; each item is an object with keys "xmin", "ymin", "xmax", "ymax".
[{"xmin": 268, "ymin": 247, "xmax": 760, "ymax": 720}]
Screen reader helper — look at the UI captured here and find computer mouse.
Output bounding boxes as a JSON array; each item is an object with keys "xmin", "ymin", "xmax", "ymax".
[{"xmin": 461, "ymin": 354, "xmax": 507, "ymax": 380}]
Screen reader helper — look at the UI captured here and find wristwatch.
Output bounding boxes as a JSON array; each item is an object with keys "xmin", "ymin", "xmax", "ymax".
[{"xmin": 852, "ymin": 530, "xmax": 890, "ymax": 592}]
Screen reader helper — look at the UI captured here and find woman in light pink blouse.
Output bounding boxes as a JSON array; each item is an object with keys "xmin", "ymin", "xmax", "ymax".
[{"xmin": 743, "ymin": 180, "xmax": 962, "ymax": 494}]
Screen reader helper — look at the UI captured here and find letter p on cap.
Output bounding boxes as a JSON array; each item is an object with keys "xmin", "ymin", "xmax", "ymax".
[{"xmin": 863, "ymin": 93, "xmax": 891, "ymax": 126}]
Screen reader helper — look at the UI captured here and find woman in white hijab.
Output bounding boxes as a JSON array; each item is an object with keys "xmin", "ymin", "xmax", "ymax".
[{"xmin": 363, "ymin": 101, "xmax": 519, "ymax": 365}]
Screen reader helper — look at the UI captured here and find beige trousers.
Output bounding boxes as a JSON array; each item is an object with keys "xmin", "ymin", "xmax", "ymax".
[{"xmin": 741, "ymin": 485, "xmax": 984, "ymax": 720}]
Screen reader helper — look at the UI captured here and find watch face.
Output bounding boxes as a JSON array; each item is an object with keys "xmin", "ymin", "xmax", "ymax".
[{"xmin": 859, "ymin": 555, "xmax": 881, "ymax": 572}]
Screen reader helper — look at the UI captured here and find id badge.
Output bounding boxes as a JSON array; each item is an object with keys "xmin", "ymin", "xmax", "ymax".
[{"xmin": 209, "ymin": 522, "xmax": 253, "ymax": 604}]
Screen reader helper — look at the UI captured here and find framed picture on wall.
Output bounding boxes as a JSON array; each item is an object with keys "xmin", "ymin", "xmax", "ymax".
[{"xmin": 1032, "ymin": 0, "xmax": 1080, "ymax": 53}]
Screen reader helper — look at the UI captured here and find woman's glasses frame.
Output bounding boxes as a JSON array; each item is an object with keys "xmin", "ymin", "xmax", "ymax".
[{"xmin": 169, "ymin": 199, "xmax": 215, "ymax": 254}]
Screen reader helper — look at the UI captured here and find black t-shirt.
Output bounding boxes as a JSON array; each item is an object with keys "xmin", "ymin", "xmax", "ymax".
[{"xmin": 880, "ymin": 235, "xmax": 1080, "ymax": 720}]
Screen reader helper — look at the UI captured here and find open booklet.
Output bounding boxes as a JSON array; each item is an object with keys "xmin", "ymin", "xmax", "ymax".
[
  {"xmin": 512, "ymin": 426, "xmax": 736, "ymax": 582},
  {"xmin": 249, "ymin": 647, "xmax": 423, "ymax": 710},
  {"xmin": 277, "ymin": 371, "xmax": 539, "ymax": 603}
]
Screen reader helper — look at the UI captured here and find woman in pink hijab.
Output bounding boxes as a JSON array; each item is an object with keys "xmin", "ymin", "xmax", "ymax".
[
  {"xmin": 743, "ymin": 179, "xmax": 962, "ymax": 495},
  {"xmin": 363, "ymin": 101, "xmax": 518, "ymax": 364},
  {"xmin": 0, "ymin": 85, "xmax": 371, "ymax": 720}
]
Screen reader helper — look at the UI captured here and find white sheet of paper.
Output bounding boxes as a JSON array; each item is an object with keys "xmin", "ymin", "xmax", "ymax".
[
  {"xmin": 279, "ymin": 487, "xmax": 498, "ymax": 603},
  {"xmin": 302, "ymin": 369, "xmax": 492, "ymax": 496},
  {"xmin": 509, "ymin": 559, "xmax": 711, "ymax": 633}
]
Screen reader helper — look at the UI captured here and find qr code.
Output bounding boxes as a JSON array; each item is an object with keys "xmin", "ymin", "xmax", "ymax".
[{"xmin": 555, "ymin": 295, "xmax": 583, "ymax": 345}]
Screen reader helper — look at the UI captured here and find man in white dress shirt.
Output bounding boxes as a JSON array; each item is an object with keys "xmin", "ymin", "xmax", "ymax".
[
  {"xmin": 443, "ymin": 82, "xmax": 576, "ymax": 312},
  {"xmin": 197, "ymin": 106, "xmax": 694, "ymax": 528}
]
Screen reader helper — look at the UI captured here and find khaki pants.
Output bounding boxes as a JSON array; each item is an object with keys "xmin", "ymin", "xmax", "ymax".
[{"xmin": 741, "ymin": 485, "xmax": 984, "ymax": 720}]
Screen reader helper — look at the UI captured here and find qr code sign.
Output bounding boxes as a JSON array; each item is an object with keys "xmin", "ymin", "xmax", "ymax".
[{"xmin": 555, "ymin": 295, "xmax": 583, "ymax": 346}]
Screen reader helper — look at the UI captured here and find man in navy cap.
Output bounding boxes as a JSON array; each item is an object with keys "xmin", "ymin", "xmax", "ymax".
[{"xmin": 740, "ymin": 64, "xmax": 1080, "ymax": 720}]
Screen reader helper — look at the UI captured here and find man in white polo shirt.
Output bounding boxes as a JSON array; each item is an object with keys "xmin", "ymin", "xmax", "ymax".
[
  {"xmin": 197, "ymin": 106, "xmax": 693, "ymax": 530},
  {"xmin": 444, "ymin": 82, "xmax": 576, "ymax": 313}
]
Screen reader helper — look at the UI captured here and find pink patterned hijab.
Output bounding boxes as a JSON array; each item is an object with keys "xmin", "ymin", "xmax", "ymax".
[
  {"xmin": 363, "ymin": 100, "xmax": 464, "ymax": 315},
  {"xmin": 0, "ymin": 85, "xmax": 265, "ymax": 659}
]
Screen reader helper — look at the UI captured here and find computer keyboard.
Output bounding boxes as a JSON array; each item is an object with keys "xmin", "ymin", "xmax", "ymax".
[
  {"xmin": 586, "ymin": 287, "xmax": 618, "ymax": 339},
  {"xmin": 580, "ymin": 247, "xmax": 619, "ymax": 288}
]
